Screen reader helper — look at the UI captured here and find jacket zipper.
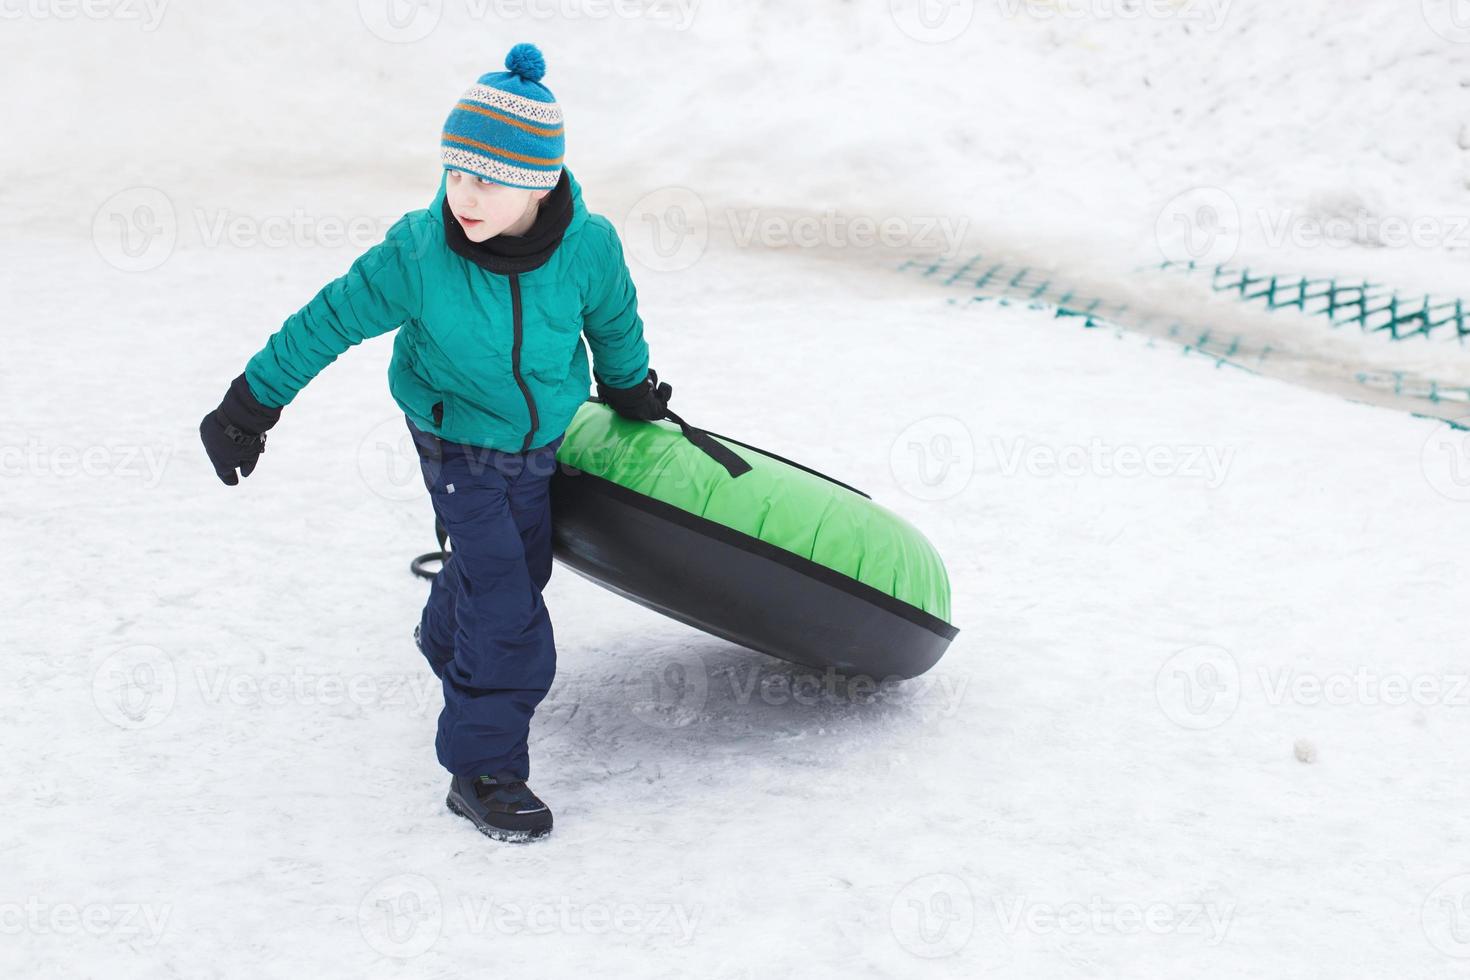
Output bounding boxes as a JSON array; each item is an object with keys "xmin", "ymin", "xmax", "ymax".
[{"xmin": 508, "ymin": 272, "xmax": 539, "ymax": 453}]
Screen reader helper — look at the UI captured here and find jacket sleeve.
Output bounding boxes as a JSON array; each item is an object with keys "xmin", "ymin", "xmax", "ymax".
[
  {"xmin": 580, "ymin": 219, "xmax": 650, "ymax": 390},
  {"xmin": 244, "ymin": 214, "xmax": 425, "ymax": 408}
]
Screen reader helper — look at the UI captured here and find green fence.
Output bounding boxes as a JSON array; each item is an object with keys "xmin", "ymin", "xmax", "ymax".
[
  {"xmin": 897, "ymin": 253, "xmax": 1470, "ymax": 414},
  {"xmin": 1156, "ymin": 261, "xmax": 1469, "ymax": 343}
]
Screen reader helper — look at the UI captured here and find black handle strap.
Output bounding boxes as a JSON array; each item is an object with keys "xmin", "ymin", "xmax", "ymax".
[
  {"xmin": 659, "ymin": 407, "xmax": 752, "ymax": 479},
  {"xmin": 586, "ymin": 390, "xmax": 753, "ymax": 480}
]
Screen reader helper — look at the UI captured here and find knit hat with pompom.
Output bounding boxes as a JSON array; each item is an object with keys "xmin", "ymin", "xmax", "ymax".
[{"xmin": 441, "ymin": 43, "xmax": 564, "ymax": 191}]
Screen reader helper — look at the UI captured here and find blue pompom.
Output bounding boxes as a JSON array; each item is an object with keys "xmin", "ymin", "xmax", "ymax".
[{"xmin": 504, "ymin": 43, "xmax": 546, "ymax": 83}]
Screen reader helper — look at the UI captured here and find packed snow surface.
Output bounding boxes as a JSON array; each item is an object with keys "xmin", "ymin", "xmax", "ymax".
[{"xmin": 5, "ymin": 2, "xmax": 1470, "ymax": 977}]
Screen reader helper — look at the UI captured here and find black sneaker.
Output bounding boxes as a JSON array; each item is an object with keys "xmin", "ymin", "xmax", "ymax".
[{"xmin": 446, "ymin": 773, "xmax": 553, "ymax": 843}]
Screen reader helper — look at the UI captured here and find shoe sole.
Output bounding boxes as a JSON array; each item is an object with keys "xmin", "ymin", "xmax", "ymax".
[{"xmin": 446, "ymin": 792, "xmax": 552, "ymax": 844}]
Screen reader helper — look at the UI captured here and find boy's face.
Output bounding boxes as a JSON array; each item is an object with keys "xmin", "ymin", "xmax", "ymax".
[{"xmin": 445, "ymin": 170, "xmax": 549, "ymax": 242}]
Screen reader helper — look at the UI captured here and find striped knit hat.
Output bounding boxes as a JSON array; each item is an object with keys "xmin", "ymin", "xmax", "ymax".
[{"xmin": 441, "ymin": 43, "xmax": 565, "ymax": 191}]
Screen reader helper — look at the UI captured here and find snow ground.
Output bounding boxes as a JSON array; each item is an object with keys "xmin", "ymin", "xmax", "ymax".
[{"xmin": 5, "ymin": 2, "xmax": 1470, "ymax": 978}]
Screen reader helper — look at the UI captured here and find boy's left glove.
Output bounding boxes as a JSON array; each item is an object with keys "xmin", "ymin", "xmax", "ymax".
[
  {"xmin": 199, "ymin": 374, "xmax": 282, "ymax": 485},
  {"xmin": 596, "ymin": 368, "xmax": 672, "ymax": 422}
]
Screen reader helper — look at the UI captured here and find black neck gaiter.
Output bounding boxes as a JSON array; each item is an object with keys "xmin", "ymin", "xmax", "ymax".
[{"xmin": 442, "ymin": 169, "xmax": 573, "ymax": 274}]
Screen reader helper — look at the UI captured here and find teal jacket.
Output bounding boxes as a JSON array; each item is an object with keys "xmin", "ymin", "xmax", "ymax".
[{"xmin": 244, "ymin": 168, "xmax": 649, "ymax": 452}]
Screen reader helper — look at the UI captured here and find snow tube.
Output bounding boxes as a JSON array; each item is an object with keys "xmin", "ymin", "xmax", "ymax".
[{"xmin": 550, "ymin": 402, "xmax": 958, "ymax": 678}]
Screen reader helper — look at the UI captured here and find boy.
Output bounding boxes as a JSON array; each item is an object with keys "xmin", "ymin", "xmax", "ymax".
[{"xmin": 199, "ymin": 44, "xmax": 673, "ymax": 843}]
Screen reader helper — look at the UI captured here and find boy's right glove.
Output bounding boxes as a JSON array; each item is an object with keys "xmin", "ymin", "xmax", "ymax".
[
  {"xmin": 199, "ymin": 374, "xmax": 282, "ymax": 485},
  {"xmin": 596, "ymin": 368, "xmax": 672, "ymax": 422}
]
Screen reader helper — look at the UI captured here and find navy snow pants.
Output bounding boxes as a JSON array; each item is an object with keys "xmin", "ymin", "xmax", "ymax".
[{"xmin": 408, "ymin": 418, "xmax": 563, "ymax": 781}]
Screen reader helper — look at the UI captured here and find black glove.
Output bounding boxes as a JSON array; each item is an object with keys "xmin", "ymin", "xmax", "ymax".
[
  {"xmin": 199, "ymin": 374, "xmax": 282, "ymax": 485},
  {"xmin": 596, "ymin": 368, "xmax": 672, "ymax": 422}
]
